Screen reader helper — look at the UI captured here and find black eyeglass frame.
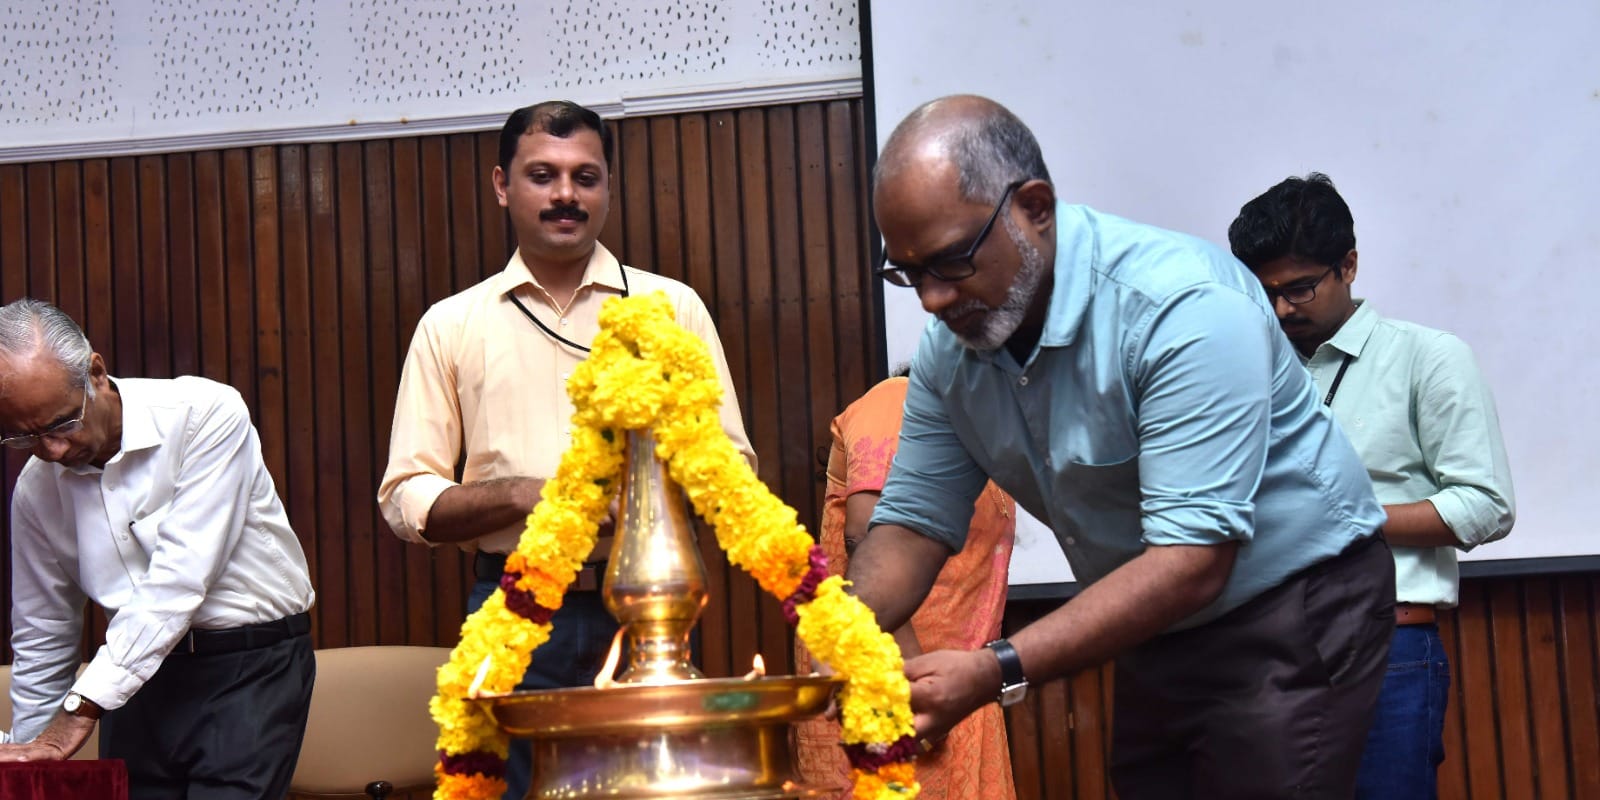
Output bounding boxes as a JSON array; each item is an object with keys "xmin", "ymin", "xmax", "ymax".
[
  {"xmin": 1262, "ymin": 264, "xmax": 1340, "ymax": 306},
  {"xmin": 874, "ymin": 180, "xmax": 1027, "ymax": 288},
  {"xmin": 1, "ymin": 389, "xmax": 89, "ymax": 450}
]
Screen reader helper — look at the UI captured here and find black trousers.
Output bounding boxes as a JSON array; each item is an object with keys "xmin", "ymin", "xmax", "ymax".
[
  {"xmin": 1111, "ymin": 534, "xmax": 1396, "ymax": 800},
  {"xmin": 99, "ymin": 621, "xmax": 316, "ymax": 800}
]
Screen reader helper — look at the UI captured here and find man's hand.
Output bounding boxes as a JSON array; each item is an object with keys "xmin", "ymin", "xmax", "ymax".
[
  {"xmin": 0, "ymin": 712, "xmax": 96, "ymax": 762},
  {"xmin": 904, "ymin": 648, "xmax": 1002, "ymax": 742}
]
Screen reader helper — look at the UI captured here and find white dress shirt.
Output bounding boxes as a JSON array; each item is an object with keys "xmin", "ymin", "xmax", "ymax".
[{"xmin": 7, "ymin": 376, "xmax": 315, "ymax": 743}]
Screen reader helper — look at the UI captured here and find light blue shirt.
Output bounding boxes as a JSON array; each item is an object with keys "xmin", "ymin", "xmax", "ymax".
[
  {"xmin": 873, "ymin": 203, "xmax": 1386, "ymax": 628},
  {"xmin": 1308, "ymin": 301, "xmax": 1514, "ymax": 607}
]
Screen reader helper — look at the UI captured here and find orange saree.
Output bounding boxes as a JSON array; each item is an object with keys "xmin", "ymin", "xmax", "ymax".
[{"xmin": 794, "ymin": 377, "xmax": 1017, "ymax": 799}]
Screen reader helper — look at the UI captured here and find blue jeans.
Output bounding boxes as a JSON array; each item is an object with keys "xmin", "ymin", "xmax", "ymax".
[
  {"xmin": 1354, "ymin": 623, "xmax": 1450, "ymax": 799},
  {"xmin": 467, "ymin": 577, "xmax": 618, "ymax": 800}
]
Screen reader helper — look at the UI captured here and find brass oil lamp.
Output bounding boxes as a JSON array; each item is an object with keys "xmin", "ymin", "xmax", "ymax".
[{"xmin": 481, "ymin": 430, "xmax": 843, "ymax": 799}]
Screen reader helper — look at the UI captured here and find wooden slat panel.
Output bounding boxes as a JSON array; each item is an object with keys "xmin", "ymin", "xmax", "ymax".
[
  {"xmin": 364, "ymin": 138, "xmax": 406, "ymax": 646},
  {"xmin": 619, "ymin": 117, "xmax": 654, "ymax": 268},
  {"xmin": 192, "ymin": 152, "xmax": 229, "ymax": 382},
  {"xmin": 1559, "ymin": 575, "xmax": 1600, "ymax": 798},
  {"xmin": 165, "ymin": 153, "xmax": 200, "ymax": 377},
  {"xmin": 335, "ymin": 140, "xmax": 377, "ymax": 646},
  {"xmin": 137, "ymin": 155, "xmax": 171, "ymax": 379},
  {"xmin": 250, "ymin": 147, "xmax": 287, "ymax": 484},
  {"xmin": 51, "ymin": 162, "xmax": 85, "ymax": 323},
  {"xmin": 277, "ymin": 144, "xmax": 320, "ymax": 642},
  {"xmin": 306, "ymin": 142, "xmax": 349, "ymax": 648},
  {"xmin": 25, "ymin": 164, "xmax": 54, "ymax": 301},
  {"xmin": 647, "ymin": 116, "xmax": 685, "ymax": 284},
  {"xmin": 109, "ymin": 157, "xmax": 142, "ymax": 375}
]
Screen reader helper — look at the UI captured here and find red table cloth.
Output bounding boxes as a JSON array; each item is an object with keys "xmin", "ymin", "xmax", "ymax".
[{"xmin": 0, "ymin": 759, "xmax": 129, "ymax": 800}]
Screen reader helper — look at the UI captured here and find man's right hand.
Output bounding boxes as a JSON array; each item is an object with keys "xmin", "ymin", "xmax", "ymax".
[{"xmin": 0, "ymin": 712, "xmax": 96, "ymax": 763}]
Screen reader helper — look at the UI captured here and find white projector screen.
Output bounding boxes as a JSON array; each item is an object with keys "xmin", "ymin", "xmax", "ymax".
[{"xmin": 866, "ymin": 0, "xmax": 1600, "ymax": 586}]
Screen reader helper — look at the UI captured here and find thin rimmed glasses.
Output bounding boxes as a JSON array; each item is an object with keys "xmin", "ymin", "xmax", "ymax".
[
  {"xmin": 1263, "ymin": 265, "xmax": 1339, "ymax": 305},
  {"xmin": 1, "ymin": 390, "xmax": 88, "ymax": 450},
  {"xmin": 875, "ymin": 180, "xmax": 1026, "ymax": 288}
]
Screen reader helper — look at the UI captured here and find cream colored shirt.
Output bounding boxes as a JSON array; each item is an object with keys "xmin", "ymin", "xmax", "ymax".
[{"xmin": 378, "ymin": 244, "xmax": 756, "ymax": 553}]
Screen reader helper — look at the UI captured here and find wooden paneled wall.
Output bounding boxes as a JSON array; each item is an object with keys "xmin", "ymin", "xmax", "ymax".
[
  {"xmin": 1002, "ymin": 572, "xmax": 1600, "ymax": 799},
  {"xmin": 0, "ymin": 98, "xmax": 881, "ymax": 683}
]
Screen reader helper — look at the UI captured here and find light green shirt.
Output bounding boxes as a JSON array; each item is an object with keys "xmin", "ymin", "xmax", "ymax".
[{"xmin": 1305, "ymin": 301, "xmax": 1515, "ymax": 606}]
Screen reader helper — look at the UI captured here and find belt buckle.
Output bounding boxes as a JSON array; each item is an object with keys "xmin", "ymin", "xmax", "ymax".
[{"xmin": 183, "ymin": 630, "xmax": 198, "ymax": 654}]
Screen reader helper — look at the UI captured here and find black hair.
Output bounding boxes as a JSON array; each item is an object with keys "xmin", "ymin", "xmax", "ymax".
[
  {"xmin": 497, "ymin": 100, "xmax": 614, "ymax": 172},
  {"xmin": 1227, "ymin": 172, "xmax": 1356, "ymax": 271}
]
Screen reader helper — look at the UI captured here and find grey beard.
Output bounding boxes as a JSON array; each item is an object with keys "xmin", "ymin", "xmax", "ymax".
[{"xmin": 949, "ymin": 215, "xmax": 1047, "ymax": 352}]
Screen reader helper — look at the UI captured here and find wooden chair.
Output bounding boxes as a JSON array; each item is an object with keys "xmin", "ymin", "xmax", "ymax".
[{"xmin": 288, "ymin": 646, "xmax": 451, "ymax": 800}]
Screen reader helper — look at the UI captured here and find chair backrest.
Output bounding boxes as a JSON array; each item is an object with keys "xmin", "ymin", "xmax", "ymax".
[
  {"xmin": 289, "ymin": 646, "xmax": 451, "ymax": 796},
  {"xmin": 0, "ymin": 663, "xmax": 102, "ymax": 760}
]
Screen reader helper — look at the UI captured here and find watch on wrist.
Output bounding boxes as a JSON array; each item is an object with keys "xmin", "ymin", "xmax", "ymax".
[
  {"xmin": 62, "ymin": 692, "xmax": 102, "ymax": 720},
  {"xmin": 984, "ymin": 638, "xmax": 1029, "ymax": 707}
]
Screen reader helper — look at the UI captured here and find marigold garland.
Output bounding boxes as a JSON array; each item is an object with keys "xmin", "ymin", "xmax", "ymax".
[{"xmin": 432, "ymin": 292, "xmax": 919, "ymax": 800}]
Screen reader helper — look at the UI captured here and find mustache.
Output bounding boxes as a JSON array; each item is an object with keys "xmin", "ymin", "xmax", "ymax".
[
  {"xmin": 540, "ymin": 205, "xmax": 589, "ymax": 222},
  {"xmin": 939, "ymin": 299, "xmax": 988, "ymax": 324}
]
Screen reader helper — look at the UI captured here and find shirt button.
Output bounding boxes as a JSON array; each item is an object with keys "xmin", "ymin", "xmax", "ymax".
[
  {"xmin": 1064, "ymin": 536, "xmax": 1076, "ymax": 546},
  {"xmin": 561, "ymin": 372, "xmax": 571, "ymax": 381},
  {"xmin": 1019, "ymin": 376, "xmax": 1029, "ymax": 387},
  {"xmin": 559, "ymin": 318, "xmax": 570, "ymax": 328}
]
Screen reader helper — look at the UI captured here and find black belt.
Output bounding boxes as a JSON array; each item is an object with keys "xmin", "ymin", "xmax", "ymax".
[
  {"xmin": 475, "ymin": 552, "xmax": 603, "ymax": 592},
  {"xmin": 175, "ymin": 612, "xmax": 311, "ymax": 656}
]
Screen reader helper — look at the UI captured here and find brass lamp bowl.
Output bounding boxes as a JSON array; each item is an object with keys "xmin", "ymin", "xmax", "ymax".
[{"xmin": 485, "ymin": 675, "xmax": 845, "ymax": 799}]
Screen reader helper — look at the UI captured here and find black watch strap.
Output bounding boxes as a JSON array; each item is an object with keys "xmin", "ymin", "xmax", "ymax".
[{"xmin": 984, "ymin": 638, "xmax": 1027, "ymax": 699}]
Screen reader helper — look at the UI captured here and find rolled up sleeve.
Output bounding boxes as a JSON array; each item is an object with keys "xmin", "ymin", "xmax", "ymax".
[
  {"xmin": 1413, "ymin": 334, "xmax": 1516, "ymax": 549},
  {"xmin": 379, "ymin": 311, "xmax": 464, "ymax": 545},
  {"xmin": 870, "ymin": 336, "xmax": 987, "ymax": 552}
]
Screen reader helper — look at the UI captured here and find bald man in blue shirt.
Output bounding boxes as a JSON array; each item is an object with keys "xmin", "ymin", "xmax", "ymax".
[{"xmin": 847, "ymin": 96, "xmax": 1395, "ymax": 799}]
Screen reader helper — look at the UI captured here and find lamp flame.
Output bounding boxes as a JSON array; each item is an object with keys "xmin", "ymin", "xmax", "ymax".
[
  {"xmin": 742, "ymin": 654, "xmax": 766, "ymax": 681},
  {"xmin": 468, "ymin": 655, "xmax": 493, "ymax": 698},
  {"xmin": 593, "ymin": 627, "xmax": 626, "ymax": 689}
]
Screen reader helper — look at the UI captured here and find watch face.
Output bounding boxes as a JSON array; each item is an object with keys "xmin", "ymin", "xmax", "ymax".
[
  {"xmin": 999, "ymin": 683, "xmax": 1028, "ymax": 708},
  {"xmin": 64, "ymin": 694, "xmax": 81, "ymax": 712}
]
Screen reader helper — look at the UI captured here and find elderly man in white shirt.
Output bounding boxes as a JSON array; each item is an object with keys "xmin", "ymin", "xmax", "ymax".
[{"xmin": 0, "ymin": 298, "xmax": 316, "ymax": 800}]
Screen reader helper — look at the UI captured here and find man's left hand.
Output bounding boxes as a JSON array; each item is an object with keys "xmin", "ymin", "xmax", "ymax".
[
  {"xmin": 0, "ymin": 713, "xmax": 97, "ymax": 762},
  {"xmin": 904, "ymin": 647, "xmax": 1002, "ymax": 742}
]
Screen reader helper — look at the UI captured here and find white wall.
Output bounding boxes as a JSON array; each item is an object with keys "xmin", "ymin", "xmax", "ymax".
[{"xmin": 870, "ymin": 0, "xmax": 1600, "ymax": 582}]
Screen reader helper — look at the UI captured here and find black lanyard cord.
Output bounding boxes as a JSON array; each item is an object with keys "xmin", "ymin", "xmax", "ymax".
[
  {"xmin": 504, "ymin": 262, "xmax": 632, "ymax": 354},
  {"xmin": 1323, "ymin": 354, "xmax": 1354, "ymax": 406}
]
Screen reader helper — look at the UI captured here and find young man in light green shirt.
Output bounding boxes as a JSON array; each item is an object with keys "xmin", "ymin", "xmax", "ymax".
[{"xmin": 1229, "ymin": 173, "xmax": 1516, "ymax": 799}]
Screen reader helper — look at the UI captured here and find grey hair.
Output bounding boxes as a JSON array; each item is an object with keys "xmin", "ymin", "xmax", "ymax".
[
  {"xmin": 0, "ymin": 298, "xmax": 95, "ymax": 397},
  {"xmin": 874, "ymin": 97, "xmax": 1053, "ymax": 205}
]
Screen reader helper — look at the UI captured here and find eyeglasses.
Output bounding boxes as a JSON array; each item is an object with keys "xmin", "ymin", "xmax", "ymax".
[
  {"xmin": 1, "ymin": 390, "xmax": 88, "ymax": 450},
  {"xmin": 1262, "ymin": 265, "xmax": 1339, "ymax": 306},
  {"xmin": 875, "ymin": 180, "xmax": 1026, "ymax": 288}
]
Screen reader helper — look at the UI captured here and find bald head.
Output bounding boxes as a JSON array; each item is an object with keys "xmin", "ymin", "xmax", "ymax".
[{"xmin": 874, "ymin": 95, "xmax": 1052, "ymax": 206}]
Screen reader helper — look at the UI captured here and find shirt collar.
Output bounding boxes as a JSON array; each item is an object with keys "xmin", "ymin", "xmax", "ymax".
[
  {"xmin": 490, "ymin": 243, "xmax": 627, "ymax": 296},
  {"xmin": 1323, "ymin": 299, "xmax": 1379, "ymax": 358},
  {"xmin": 1037, "ymin": 202, "xmax": 1096, "ymax": 349},
  {"xmin": 64, "ymin": 377, "xmax": 160, "ymax": 475}
]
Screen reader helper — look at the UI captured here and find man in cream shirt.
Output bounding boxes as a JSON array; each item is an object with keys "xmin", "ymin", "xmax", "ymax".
[{"xmin": 379, "ymin": 100, "xmax": 754, "ymax": 800}]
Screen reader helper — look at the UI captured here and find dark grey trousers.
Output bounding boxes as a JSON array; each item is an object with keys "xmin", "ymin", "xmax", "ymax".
[
  {"xmin": 99, "ymin": 629, "xmax": 315, "ymax": 800},
  {"xmin": 1111, "ymin": 533, "xmax": 1396, "ymax": 799}
]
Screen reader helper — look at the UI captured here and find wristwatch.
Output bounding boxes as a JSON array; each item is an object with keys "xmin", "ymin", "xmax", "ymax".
[
  {"xmin": 62, "ymin": 692, "xmax": 102, "ymax": 720},
  {"xmin": 983, "ymin": 638, "xmax": 1029, "ymax": 707}
]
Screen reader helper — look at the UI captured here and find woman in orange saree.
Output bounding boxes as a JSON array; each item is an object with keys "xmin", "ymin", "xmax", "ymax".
[{"xmin": 794, "ymin": 375, "xmax": 1018, "ymax": 799}]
